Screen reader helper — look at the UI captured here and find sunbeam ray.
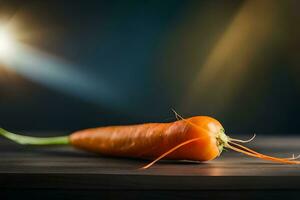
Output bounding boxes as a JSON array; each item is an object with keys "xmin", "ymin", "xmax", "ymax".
[
  {"xmin": 1, "ymin": 42, "xmax": 123, "ymax": 110},
  {"xmin": 182, "ymin": 0, "xmax": 282, "ymax": 114}
]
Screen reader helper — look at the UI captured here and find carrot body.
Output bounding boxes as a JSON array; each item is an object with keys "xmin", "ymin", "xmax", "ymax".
[
  {"xmin": 70, "ymin": 116, "xmax": 224, "ymax": 161},
  {"xmin": 2, "ymin": 115, "xmax": 299, "ymax": 168}
]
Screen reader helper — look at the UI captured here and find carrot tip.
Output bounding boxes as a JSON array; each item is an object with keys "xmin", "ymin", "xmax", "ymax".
[{"xmin": 226, "ymin": 141, "xmax": 300, "ymax": 164}]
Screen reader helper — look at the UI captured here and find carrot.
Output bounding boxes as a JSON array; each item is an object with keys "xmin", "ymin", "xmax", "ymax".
[{"xmin": 0, "ymin": 113, "xmax": 299, "ymax": 169}]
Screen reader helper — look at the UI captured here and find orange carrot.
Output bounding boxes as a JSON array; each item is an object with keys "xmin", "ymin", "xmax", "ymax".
[
  {"xmin": 69, "ymin": 116, "xmax": 223, "ymax": 162},
  {"xmin": 0, "ymin": 114, "xmax": 299, "ymax": 169}
]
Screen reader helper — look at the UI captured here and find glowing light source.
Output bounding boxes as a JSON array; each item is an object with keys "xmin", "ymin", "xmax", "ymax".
[
  {"xmin": 0, "ymin": 28, "xmax": 15, "ymax": 59},
  {"xmin": 0, "ymin": 23, "xmax": 123, "ymax": 112}
]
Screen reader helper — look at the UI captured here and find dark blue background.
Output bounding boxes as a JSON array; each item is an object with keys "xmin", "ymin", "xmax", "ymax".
[{"xmin": 0, "ymin": 0, "xmax": 299, "ymax": 135}]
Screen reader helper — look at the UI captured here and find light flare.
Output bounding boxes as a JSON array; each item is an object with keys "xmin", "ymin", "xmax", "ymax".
[
  {"xmin": 0, "ymin": 28, "xmax": 15, "ymax": 59},
  {"xmin": 183, "ymin": 0, "xmax": 282, "ymax": 113}
]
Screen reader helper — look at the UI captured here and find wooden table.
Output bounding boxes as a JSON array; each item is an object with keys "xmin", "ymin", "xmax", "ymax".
[{"xmin": 1, "ymin": 134, "xmax": 300, "ymax": 199}]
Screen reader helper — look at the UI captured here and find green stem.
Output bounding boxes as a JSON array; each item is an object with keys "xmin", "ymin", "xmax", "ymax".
[{"xmin": 0, "ymin": 128, "xmax": 69, "ymax": 145}]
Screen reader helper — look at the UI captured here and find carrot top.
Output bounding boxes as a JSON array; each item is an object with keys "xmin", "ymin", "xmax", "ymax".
[{"xmin": 0, "ymin": 128, "xmax": 69, "ymax": 145}]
